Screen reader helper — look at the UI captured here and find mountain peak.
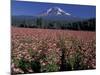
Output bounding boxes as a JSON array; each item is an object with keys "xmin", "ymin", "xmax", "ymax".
[{"xmin": 40, "ymin": 7, "xmax": 71, "ymax": 16}]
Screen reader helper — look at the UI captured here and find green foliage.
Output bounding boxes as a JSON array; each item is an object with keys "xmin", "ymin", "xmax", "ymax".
[
  {"xmin": 41, "ymin": 63, "xmax": 59, "ymax": 72},
  {"xmin": 67, "ymin": 49, "xmax": 84, "ymax": 70},
  {"xmin": 17, "ymin": 58, "xmax": 30, "ymax": 73},
  {"xmin": 12, "ymin": 17, "xmax": 96, "ymax": 31},
  {"xmin": 30, "ymin": 60, "xmax": 41, "ymax": 73},
  {"xmin": 36, "ymin": 17, "xmax": 42, "ymax": 28},
  {"xmin": 18, "ymin": 59, "xmax": 30, "ymax": 68}
]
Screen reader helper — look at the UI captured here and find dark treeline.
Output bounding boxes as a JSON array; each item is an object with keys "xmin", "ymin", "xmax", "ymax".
[{"xmin": 12, "ymin": 17, "xmax": 96, "ymax": 31}]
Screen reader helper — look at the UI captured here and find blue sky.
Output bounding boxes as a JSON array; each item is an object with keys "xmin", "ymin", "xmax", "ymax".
[{"xmin": 11, "ymin": 1, "xmax": 96, "ymax": 19}]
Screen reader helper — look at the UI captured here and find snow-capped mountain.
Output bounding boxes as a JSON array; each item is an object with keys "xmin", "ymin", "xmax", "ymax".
[
  {"xmin": 40, "ymin": 7, "xmax": 71, "ymax": 16},
  {"xmin": 37, "ymin": 7, "xmax": 82, "ymax": 22},
  {"xmin": 12, "ymin": 7, "xmax": 83, "ymax": 25}
]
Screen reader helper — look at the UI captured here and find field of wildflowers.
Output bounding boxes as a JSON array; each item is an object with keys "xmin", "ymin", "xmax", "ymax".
[{"xmin": 11, "ymin": 27, "xmax": 96, "ymax": 74}]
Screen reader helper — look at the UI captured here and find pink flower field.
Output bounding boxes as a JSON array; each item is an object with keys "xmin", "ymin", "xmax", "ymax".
[{"xmin": 11, "ymin": 27, "xmax": 96, "ymax": 74}]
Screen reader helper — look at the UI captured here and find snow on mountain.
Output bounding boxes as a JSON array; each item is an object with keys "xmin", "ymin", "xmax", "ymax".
[{"xmin": 40, "ymin": 7, "xmax": 71, "ymax": 16}]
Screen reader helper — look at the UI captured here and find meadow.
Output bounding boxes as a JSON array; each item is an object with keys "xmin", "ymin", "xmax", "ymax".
[{"xmin": 11, "ymin": 27, "xmax": 96, "ymax": 74}]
